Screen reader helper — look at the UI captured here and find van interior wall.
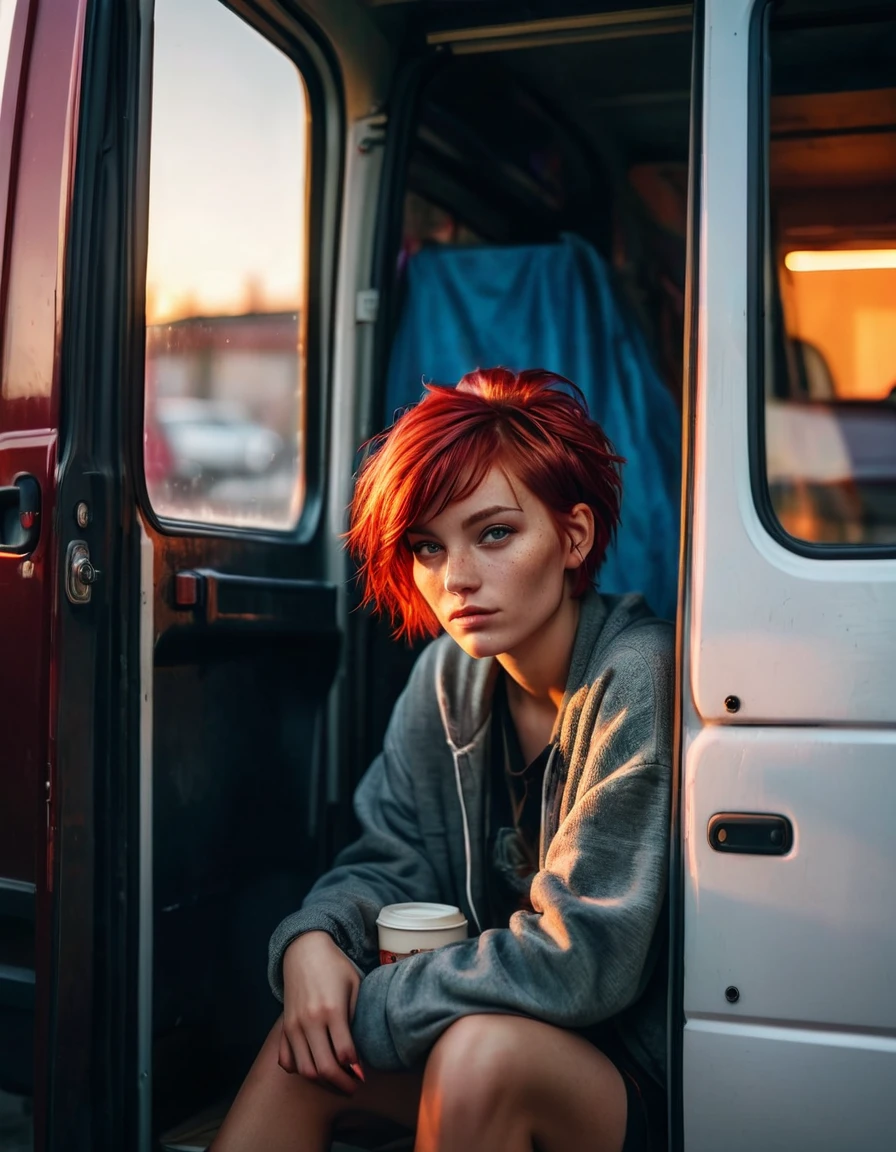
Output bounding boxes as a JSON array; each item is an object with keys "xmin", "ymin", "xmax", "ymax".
[{"xmin": 357, "ymin": 25, "xmax": 692, "ymax": 781}]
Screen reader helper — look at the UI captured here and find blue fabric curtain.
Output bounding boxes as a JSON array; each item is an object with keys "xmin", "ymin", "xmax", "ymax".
[{"xmin": 385, "ymin": 234, "xmax": 681, "ymax": 621}]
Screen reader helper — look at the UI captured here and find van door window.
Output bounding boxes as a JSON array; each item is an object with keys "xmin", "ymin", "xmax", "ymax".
[
  {"xmin": 760, "ymin": 6, "xmax": 896, "ymax": 547},
  {"xmin": 0, "ymin": 2, "xmax": 17, "ymax": 106},
  {"xmin": 144, "ymin": 0, "xmax": 309, "ymax": 530}
]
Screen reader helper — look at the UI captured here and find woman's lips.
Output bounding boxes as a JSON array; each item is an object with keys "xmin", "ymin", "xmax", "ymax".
[{"xmin": 449, "ymin": 609, "xmax": 497, "ymax": 629}]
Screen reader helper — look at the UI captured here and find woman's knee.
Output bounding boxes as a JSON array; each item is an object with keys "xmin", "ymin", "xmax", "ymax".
[{"xmin": 422, "ymin": 1015, "xmax": 526, "ymax": 1118}]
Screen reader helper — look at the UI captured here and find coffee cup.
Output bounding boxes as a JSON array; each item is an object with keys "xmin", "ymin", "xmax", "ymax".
[{"xmin": 376, "ymin": 902, "xmax": 468, "ymax": 965}]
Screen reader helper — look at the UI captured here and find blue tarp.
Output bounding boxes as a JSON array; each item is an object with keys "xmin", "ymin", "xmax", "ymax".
[{"xmin": 385, "ymin": 234, "xmax": 681, "ymax": 621}]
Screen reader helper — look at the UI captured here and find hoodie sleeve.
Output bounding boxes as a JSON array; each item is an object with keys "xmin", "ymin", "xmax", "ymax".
[
  {"xmin": 267, "ymin": 663, "xmax": 442, "ymax": 998},
  {"xmin": 350, "ymin": 634, "xmax": 673, "ymax": 1071}
]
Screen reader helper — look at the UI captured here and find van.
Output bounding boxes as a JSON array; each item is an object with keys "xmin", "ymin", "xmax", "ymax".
[{"xmin": 1, "ymin": 0, "xmax": 894, "ymax": 1148}]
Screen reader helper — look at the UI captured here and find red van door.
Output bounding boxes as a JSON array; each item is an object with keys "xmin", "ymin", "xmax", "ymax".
[{"xmin": 0, "ymin": 1, "xmax": 87, "ymax": 1146}]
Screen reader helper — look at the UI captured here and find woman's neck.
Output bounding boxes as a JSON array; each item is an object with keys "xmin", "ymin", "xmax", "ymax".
[{"xmin": 497, "ymin": 595, "xmax": 581, "ymax": 717}]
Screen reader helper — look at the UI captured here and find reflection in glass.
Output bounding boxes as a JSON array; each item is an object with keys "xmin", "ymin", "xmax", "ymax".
[
  {"xmin": 764, "ymin": 13, "xmax": 896, "ymax": 546},
  {"xmin": 144, "ymin": 0, "xmax": 307, "ymax": 529}
]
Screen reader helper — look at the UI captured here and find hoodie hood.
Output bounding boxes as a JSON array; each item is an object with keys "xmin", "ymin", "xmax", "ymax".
[{"xmin": 431, "ymin": 590, "xmax": 656, "ymax": 750}]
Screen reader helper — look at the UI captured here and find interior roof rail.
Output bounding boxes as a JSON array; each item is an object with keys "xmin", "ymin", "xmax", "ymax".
[{"xmin": 427, "ymin": 5, "xmax": 693, "ymax": 56}]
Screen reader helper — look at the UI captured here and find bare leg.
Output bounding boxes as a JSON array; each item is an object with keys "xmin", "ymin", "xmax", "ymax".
[
  {"xmin": 210, "ymin": 1018, "xmax": 422, "ymax": 1152},
  {"xmin": 416, "ymin": 1015, "xmax": 628, "ymax": 1152},
  {"xmin": 213, "ymin": 1014, "xmax": 629, "ymax": 1152}
]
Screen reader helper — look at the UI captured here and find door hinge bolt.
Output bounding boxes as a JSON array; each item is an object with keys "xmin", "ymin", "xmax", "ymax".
[{"xmin": 75, "ymin": 502, "xmax": 91, "ymax": 528}]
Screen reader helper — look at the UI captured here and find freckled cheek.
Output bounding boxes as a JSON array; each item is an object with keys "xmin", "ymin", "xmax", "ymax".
[
  {"xmin": 413, "ymin": 567, "xmax": 446, "ymax": 616},
  {"xmin": 493, "ymin": 539, "xmax": 562, "ymax": 593}
]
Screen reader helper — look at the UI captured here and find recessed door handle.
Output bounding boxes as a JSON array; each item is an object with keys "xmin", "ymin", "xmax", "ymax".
[
  {"xmin": 0, "ymin": 474, "xmax": 41, "ymax": 554},
  {"xmin": 708, "ymin": 813, "xmax": 793, "ymax": 855}
]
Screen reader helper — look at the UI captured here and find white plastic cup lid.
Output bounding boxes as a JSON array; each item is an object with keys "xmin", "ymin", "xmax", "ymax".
[{"xmin": 376, "ymin": 902, "xmax": 467, "ymax": 932}]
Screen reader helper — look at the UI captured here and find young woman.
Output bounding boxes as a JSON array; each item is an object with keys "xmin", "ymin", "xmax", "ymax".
[{"xmin": 213, "ymin": 367, "xmax": 673, "ymax": 1152}]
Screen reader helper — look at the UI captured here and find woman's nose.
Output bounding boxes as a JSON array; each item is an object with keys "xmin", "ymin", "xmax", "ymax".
[{"xmin": 444, "ymin": 552, "xmax": 480, "ymax": 594}]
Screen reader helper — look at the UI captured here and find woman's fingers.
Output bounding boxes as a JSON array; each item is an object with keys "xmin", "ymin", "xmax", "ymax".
[
  {"xmin": 281, "ymin": 1020, "xmax": 318, "ymax": 1083},
  {"xmin": 305, "ymin": 1019, "xmax": 359, "ymax": 1095},
  {"xmin": 328, "ymin": 1009, "xmax": 359, "ymax": 1073},
  {"xmin": 277, "ymin": 1025, "xmax": 297, "ymax": 1074}
]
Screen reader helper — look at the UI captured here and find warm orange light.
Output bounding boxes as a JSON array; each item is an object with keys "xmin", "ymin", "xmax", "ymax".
[{"xmin": 785, "ymin": 249, "xmax": 896, "ymax": 272}]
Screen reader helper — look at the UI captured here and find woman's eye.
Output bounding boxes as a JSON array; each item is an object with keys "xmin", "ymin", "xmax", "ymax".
[
  {"xmin": 411, "ymin": 540, "xmax": 442, "ymax": 556},
  {"xmin": 482, "ymin": 525, "xmax": 514, "ymax": 544}
]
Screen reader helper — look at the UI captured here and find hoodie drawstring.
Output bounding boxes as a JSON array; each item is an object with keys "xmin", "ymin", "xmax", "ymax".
[{"xmin": 450, "ymin": 746, "xmax": 482, "ymax": 934}]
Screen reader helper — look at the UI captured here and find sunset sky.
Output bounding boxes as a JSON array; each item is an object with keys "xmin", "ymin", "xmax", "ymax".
[{"xmin": 146, "ymin": 0, "xmax": 307, "ymax": 324}]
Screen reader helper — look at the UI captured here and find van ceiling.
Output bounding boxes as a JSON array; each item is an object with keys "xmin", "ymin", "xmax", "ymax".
[
  {"xmin": 487, "ymin": 32, "xmax": 692, "ymax": 165},
  {"xmin": 361, "ymin": 1, "xmax": 896, "ymax": 175},
  {"xmin": 362, "ymin": 2, "xmax": 695, "ymax": 165}
]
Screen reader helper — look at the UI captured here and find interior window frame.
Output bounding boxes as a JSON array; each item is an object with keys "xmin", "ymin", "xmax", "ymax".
[
  {"xmin": 748, "ymin": 0, "xmax": 896, "ymax": 561},
  {"xmin": 135, "ymin": 0, "xmax": 340, "ymax": 546}
]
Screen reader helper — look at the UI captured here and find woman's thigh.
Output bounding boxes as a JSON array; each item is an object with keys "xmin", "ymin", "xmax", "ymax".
[
  {"xmin": 214, "ymin": 1014, "xmax": 629, "ymax": 1152},
  {"xmin": 419, "ymin": 1014, "xmax": 628, "ymax": 1152},
  {"xmin": 211, "ymin": 1018, "xmax": 422, "ymax": 1152}
]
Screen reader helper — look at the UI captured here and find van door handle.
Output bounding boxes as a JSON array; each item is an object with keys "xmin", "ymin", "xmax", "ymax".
[
  {"xmin": 0, "ymin": 474, "xmax": 41, "ymax": 554},
  {"xmin": 708, "ymin": 813, "xmax": 793, "ymax": 855}
]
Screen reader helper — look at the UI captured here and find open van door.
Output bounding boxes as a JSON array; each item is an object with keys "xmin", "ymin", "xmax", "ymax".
[
  {"xmin": 0, "ymin": 0, "xmax": 391, "ymax": 1146},
  {"xmin": 62, "ymin": 0, "xmax": 396, "ymax": 1147},
  {"xmin": 681, "ymin": 0, "xmax": 896, "ymax": 1147}
]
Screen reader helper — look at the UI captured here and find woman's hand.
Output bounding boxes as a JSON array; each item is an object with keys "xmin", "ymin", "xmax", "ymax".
[{"xmin": 278, "ymin": 931, "xmax": 364, "ymax": 1094}]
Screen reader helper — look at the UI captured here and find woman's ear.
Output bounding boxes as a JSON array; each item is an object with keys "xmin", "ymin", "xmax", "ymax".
[{"xmin": 562, "ymin": 503, "xmax": 595, "ymax": 571}]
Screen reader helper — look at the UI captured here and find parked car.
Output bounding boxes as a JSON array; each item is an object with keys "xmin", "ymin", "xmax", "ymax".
[{"xmin": 154, "ymin": 398, "xmax": 284, "ymax": 485}]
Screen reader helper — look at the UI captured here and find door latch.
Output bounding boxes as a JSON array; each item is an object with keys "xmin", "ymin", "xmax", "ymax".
[
  {"xmin": 65, "ymin": 540, "xmax": 99, "ymax": 604},
  {"xmin": 708, "ymin": 813, "xmax": 793, "ymax": 855}
]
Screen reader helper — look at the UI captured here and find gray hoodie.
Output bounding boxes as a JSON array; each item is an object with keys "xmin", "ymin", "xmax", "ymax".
[{"xmin": 269, "ymin": 592, "xmax": 673, "ymax": 1083}]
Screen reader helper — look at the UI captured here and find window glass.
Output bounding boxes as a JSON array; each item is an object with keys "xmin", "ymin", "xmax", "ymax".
[
  {"xmin": 145, "ymin": 0, "xmax": 308, "ymax": 529},
  {"xmin": 763, "ymin": 9, "xmax": 896, "ymax": 546},
  {"xmin": 0, "ymin": 0, "xmax": 17, "ymax": 100}
]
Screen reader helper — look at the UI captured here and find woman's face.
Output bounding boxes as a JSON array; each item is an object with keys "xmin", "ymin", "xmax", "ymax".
[{"xmin": 407, "ymin": 465, "xmax": 588, "ymax": 660}]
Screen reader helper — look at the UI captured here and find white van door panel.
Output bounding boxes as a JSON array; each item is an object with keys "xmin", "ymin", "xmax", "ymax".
[
  {"xmin": 685, "ymin": 728, "xmax": 896, "ymax": 1032},
  {"xmin": 692, "ymin": 0, "xmax": 896, "ymax": 728},
  {"xmin": 684, "ymin": 1024, "xmax": 896, "ymax": 1152},
  {"xmin": 685, "ymin": 0, "xmax": 896, "ymax": 1147}
]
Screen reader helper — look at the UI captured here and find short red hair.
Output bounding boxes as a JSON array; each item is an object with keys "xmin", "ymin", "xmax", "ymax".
[{"xmin": 347, "ymin": 367, "xmax": 624, "ymax": 642}]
